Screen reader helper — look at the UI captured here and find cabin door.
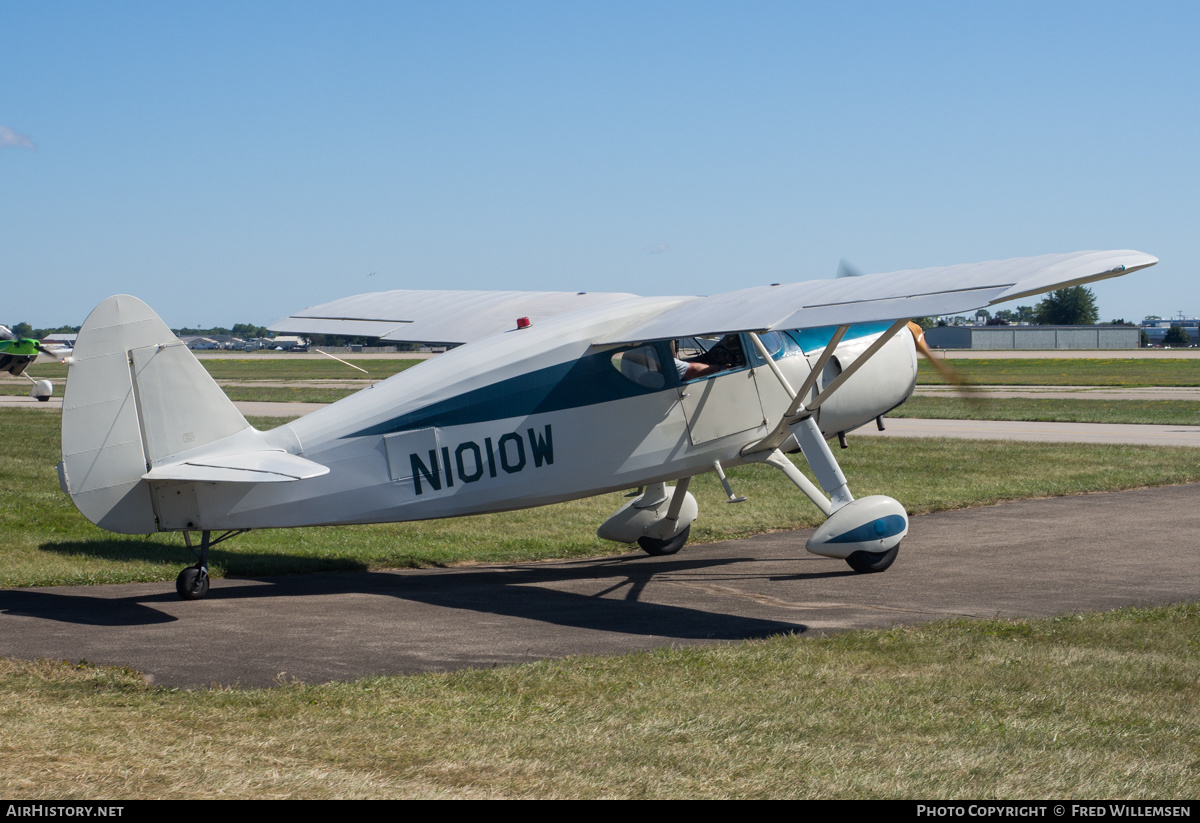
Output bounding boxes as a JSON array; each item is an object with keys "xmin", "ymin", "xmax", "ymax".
[{"xmin": 679, "ymin": 367, "xmax": 769, "ymax": 446}]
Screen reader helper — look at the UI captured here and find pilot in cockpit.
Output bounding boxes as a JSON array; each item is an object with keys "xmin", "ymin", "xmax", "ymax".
[{"xmin": 671, "ymin": 334, "xmax": 745, "ymax": 382}]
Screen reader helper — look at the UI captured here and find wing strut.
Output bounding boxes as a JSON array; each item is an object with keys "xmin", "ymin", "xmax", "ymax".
[
  {"xmin": 806, "ymin": 318, "xmax": 909, "ymax": 413},
  {"xmin": 744, "ymin": 318, "xmax": 909, "ymax": 517},
  {"xmin": 745, "ymin": 318, "xmax": 908, "ymax": 458},
  {"xmin": 746, "ymin": 448, "xmax": 832, "ymax": 516},
  {"xmin": 788, "ymin": 324, "xmax": 848, "ymax": 416},
  {"xmin": 742, "ymin": 324, "xmax": 910, "ymax": 571}
]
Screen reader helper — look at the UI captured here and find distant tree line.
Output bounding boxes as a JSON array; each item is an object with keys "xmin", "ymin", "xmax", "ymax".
[
  {"xmin": 1030, "ymin": 287, "xmax": 1099, "ymax": 325},
  {"xmin": 173, "ymin": 323, "xmax": 273, "ymax": 339},
  {"xmin": 937, "ymin": 287, "xmax": 1104, "ymax": 328},
  {"xmin": 4, "ymin": 323, "xmax": 81, "ymax": 339}
]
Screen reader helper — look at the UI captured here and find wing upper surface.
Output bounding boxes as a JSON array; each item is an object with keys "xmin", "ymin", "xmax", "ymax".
[
  {"xmin": 598, "ymin": 250, "xmax": 1157, "ymax": 343},
  {"xmin": 269, "ymin": 289, "xmax": 641, "ymax": 345},
  {"xmin": 269, "ymin": 250, "xmax": 1156, "ymax": 347}
]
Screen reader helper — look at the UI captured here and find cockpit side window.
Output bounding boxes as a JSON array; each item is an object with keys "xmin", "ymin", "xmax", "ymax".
[{"xmin": 671, "ymin": 334, "xmax": 747, "ymax": 382}]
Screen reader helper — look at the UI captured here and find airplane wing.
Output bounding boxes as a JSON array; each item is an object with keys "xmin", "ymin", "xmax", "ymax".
[
  {"xmin": 599, "ymin": 250, "xmax": 1157, "ymax": 343},
  {"xmin": 269, "ymin": 250, "xmax": 1156, "ymax": 346},
  {"xmin": 269, "ymin": 289, "xmax": 641, "ymax": 345}
]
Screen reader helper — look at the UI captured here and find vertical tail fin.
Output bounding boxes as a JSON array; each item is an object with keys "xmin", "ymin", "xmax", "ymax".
[{"xmin": 58, "ymin": 295, "xmax": 252, "ymax": 534}]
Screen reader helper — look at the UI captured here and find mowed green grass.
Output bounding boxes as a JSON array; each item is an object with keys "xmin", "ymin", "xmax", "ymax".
[
  {"xmin": 2, "ymin": 605, "xmax": 1197, "ymax": 798},
  {"xmin": 918, "ymin": 357, "xmax": 1200, "ymax": 386},
  {"xmin": 6, "ymin": 356, "xmax": 423, "ymax": 383},
  {"xmin": 196, "ymin": 357, "xmax": 423, "ymax": 381},
  {"xmin": 894, "ymin": 396, "xmax": 1200, "ymax": 426},
  {"xmin": 5, "ymin": 409, "xmax": 1200, "ymax": 588},
  {"xmin": 0, "ymin": 379, "xmax": 360, "ymax": 404},
  {"xmin": 2, "ymin": 357, "xmax": 415, "ymax": 402}
]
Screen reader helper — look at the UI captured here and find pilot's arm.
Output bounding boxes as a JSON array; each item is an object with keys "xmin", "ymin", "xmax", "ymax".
[{"xmin": 675, "ymin": 358, "xmax": 720, "ymax": 381}]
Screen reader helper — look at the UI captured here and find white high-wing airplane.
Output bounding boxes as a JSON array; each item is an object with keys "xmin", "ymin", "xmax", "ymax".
[{"xmin": 56, "ymin": 250, "xmax": 1156, "ymax": 599}]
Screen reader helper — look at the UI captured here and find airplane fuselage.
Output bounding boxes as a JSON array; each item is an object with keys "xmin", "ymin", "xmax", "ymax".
[{"xmin": 154, "ymin": 298, "xmax": 917, "ymax": 531}]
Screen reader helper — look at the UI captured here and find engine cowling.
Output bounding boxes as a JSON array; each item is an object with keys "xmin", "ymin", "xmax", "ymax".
[{"xmin": 813, "ymin": 331, "xmax": 918, "ymax": 438}]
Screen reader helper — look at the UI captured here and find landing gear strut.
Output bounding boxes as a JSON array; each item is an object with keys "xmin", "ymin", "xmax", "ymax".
[
  {"xmin": 598, "ymin": 479, "xmax": 698, "ymax": 556},
  {"xmin": 744, "ymin": 327, "xmax": 911, "ymax": 575},
  {"xmin": 177, "ymin": 531, "xmax": 210, "ymax": 600}
]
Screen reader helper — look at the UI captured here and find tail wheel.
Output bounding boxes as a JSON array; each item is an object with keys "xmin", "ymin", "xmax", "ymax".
[
  {"xmin": 638, "ymin": 525, "xmax": 691, "ymax": 556},
  {"xmin": 176, "ymin": 566, "xmax": 210, "ymax": 600},
  {"xmin": 845, "ymin": 543, "xmax": 900, "ymax": 574}
]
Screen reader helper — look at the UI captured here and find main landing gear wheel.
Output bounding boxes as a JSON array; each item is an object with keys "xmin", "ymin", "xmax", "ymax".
[
  {"xmin": 176, "ymin": 566, "xmax": 209, "ymax": 600},
  {"xmin": 638, "ymin": 525, "xmax": 690, "ymax": 557},
  {"xmin": 845, "ymin": 543, "xmax": 900, "ymax": 574}
]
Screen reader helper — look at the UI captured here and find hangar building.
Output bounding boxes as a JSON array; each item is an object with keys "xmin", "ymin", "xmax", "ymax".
[{"xmin": 923, "ymin": 325, "xmax": 1138, "ymax": 350}]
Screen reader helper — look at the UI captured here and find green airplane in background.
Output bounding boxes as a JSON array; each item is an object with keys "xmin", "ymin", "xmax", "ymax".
[{"xmin": 0, "ymin": 325, "xmax": 68, "ymax": 401}]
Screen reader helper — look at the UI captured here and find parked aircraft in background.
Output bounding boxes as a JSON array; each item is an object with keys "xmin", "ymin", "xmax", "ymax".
[{"xmin": 0, "ymin": 325, "xmax": 70, "ymax": 401}]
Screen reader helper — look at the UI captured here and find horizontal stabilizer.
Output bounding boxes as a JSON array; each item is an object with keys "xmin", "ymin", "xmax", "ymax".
[{"xmin": 143, "ymin": 451, "xmax": 330, "ymax": 483}]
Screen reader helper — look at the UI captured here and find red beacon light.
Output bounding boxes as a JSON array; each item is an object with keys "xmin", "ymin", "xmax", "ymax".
[{"xmin": 516, "ymin": 317, "xmax": 531, "ymax": 329}]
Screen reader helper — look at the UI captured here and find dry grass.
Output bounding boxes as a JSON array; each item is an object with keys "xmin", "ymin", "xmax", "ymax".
[{"xmin": 1, "ymin": 605, "xmax": 1197, "ymax": 798}]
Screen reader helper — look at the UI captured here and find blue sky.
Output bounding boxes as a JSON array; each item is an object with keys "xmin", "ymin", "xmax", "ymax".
[{"xmin": 2, "ymin": 1, "xmax": 1196, "ymax": 329}]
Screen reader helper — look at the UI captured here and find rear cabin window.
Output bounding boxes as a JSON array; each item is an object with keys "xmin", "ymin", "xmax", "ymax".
[{"xmin": 610, "ymin": 345, "xmax": 666, "ymax": 389}]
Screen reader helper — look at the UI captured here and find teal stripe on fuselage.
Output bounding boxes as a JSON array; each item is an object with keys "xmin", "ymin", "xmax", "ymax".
[
  {"xmin": 786, "ymin": 322, "xmax": 894, "ymax": 354},
  {"xmin": 347, "ymin": 322, "xmax": 894, "ymax": 438},
  {"xmin": 346, "ymin": 344, "xmax": 672, "ymax": 438}
]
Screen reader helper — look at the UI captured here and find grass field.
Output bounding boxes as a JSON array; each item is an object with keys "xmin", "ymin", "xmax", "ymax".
[
  {"xmin": 893, "ymin": 396, "xmax": 1200, "ymax": 426},
  {"xmin": 2, "ymin": 605, "xmax": 1196, "ymax": 799},
  {"xmin": 23, "ymin": 355, "xmax": 1200, "ymax": 386},
  {"xmin": 2, "ymin": 356, "xmax": 422, "ymax": 385},
  {"xmin": 5, "ymin": 409, "xmax": 1200, "ymax": 588},
  {"xmin": 917, "ymin": 358, "xmax": 1200, "ymax": 386}
]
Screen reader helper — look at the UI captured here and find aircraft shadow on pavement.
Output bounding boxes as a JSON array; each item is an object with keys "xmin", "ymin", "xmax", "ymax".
[
  {"xmin": 39, "ymin": 538, "xmax": 372, "ymax": 576},
  {"xmin": 0, "ymin": 551, "xmax": 863, "ymax": 640},
  {"xmin": 0, "ymin": 588, "xmax": 178, "ymax": 626}
]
